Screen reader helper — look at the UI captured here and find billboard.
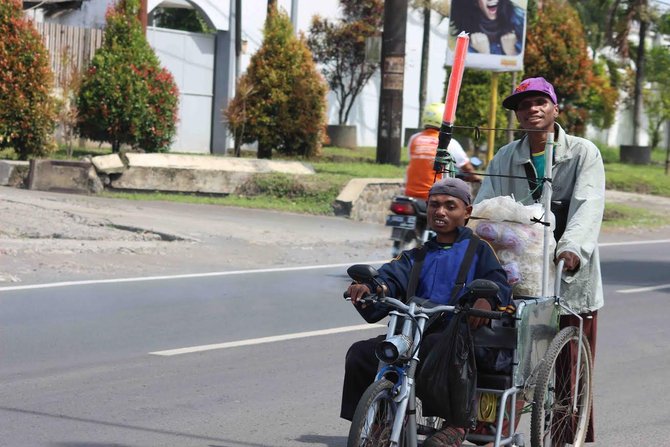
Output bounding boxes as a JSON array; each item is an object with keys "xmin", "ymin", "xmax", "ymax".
[{"xmin": 446, "ymin": 0, "xmax": 527, "ymax": 71}]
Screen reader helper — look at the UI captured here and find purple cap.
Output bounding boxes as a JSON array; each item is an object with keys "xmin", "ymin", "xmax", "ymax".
[{"xmin": 502, "ymin": 77, "xmax": 558, "ymax": 111}]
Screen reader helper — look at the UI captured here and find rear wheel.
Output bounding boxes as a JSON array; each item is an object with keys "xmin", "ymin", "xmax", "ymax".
[
  {"xmin": 348, "ymin": 379, "xmax": 406, "ymax": 447},
  {"xmin": 530, "ymin": 326, "xmax": 592, "ymax": 447}
]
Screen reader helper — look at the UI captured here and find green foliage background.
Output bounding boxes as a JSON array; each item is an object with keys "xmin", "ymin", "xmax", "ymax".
[
  {"xmin": 524, "ymin": 0, "xmax": 618, "ymax": 136},
  {"xmin": 0, "ymin": 0, "xmax": 57, "ymax": 160}
]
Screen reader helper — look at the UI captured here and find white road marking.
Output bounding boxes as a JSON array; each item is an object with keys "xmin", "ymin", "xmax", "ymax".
[
  {"xmin": 616, "ymin": 284, "xmax": 670, "ymax": 294},
  {"xmin": 0, "ymin": 260, "xmax": 388, "ymax": 292},
  {"xmin": 149, "ymin": 323, "xmax": 385, "ymax": 356},
  {"xmin": 2, "ymin": 238, "xmax": 669, "ymax": 292}
]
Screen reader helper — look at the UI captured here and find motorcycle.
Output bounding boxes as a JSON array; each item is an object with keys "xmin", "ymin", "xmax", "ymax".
[{"xmin": 385, "ymin": 196, "xmax": 430, "ymax": 257}]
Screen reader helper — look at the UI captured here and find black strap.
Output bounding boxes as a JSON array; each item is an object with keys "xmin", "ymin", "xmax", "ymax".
[
  {"xmin": 523, "ymin": 161, "xmax": 542, "ymax": 202},
  {"xmin": 406, "ymin": 245, "xmax": 427, "ymax": 301},
  {"xmin": 451, "ymin": 235, "xmax": 480, "ymax": 301}
]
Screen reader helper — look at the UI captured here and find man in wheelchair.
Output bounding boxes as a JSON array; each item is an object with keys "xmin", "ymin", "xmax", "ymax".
[{"xmin": 341, "ymin": 177, "xmax": 513, "ymax": 447}]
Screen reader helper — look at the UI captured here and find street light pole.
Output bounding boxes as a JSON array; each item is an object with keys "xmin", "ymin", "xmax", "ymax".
[{"xmin": 376, "ymin": 0, "xmax": 408, "ymax": 166}]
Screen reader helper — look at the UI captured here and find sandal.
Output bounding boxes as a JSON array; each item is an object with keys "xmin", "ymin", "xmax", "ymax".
[{"xmin": 423, "ymin": 425, "xmax": 465, "ymax": 447}]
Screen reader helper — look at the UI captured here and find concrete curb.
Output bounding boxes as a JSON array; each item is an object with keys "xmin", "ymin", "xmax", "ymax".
[{"xmin": 334, "ymin": 178, "xmax": 404, "ymax": 223}]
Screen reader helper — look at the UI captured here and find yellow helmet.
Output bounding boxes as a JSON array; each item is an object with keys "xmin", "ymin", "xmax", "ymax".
[{"xmin": 422, "ymin": 102, "xmax": 444, "ymax": 129}]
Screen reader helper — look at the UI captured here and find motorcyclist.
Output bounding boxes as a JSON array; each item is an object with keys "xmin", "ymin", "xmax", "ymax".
[{"xmin": 405, "ymin": 102, "xmax": 482, "ymax": 202}]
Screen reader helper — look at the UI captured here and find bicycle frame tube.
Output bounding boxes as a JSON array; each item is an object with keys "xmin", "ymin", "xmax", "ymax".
[{"xmin": 387, "ymin": 304, "xmax": 429, "ymax": 447}]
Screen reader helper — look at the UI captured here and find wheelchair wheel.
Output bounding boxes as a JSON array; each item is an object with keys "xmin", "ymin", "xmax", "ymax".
[
  {"xmin": 530, "ymin": 326, "xmax": 592, "ymax": 447},
  {"xmin": 347, "ymin": 379, "xmax": 406, "ymax": 447}
]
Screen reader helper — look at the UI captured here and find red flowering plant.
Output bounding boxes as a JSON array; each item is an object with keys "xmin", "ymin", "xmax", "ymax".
[
  {"xmin": 0, "ymin": 0, "xmax": 57, "ymax": 159},
  {"xmin": 77, "ymin": 0, "xmax": 178, "ymax": 152}
]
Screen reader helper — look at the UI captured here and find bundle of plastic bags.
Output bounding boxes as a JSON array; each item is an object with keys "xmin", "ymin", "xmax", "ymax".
[{"xmin": 469, "ymin": 196, "xmax": 555, "ymax": 297}]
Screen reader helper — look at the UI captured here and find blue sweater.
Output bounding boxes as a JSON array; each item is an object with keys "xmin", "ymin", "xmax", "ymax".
[{"xmin": 358, "ymin": 227, "xmax": 512, "ymax": 323}]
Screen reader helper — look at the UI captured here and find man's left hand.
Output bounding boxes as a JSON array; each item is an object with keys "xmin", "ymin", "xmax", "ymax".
[{"xmin": 557, "ymin": 251, "xmax": 580, "ymax": 272}]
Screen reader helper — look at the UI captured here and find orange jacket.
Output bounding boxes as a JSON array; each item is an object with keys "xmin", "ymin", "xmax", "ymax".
[{"xmin": 405, "ymin": 129, "xmax": 442, "ymax": 200}]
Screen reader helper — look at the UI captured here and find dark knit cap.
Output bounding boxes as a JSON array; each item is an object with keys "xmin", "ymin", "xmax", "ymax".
[{"xmin": 428, "ymin": 177, "xmax": 472, "ymax": 205}]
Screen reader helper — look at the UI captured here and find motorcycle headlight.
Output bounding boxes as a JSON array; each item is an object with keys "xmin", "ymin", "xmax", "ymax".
[{"xmin": 375, "ymin": 335, "xmax": 412, "ymax": 363}]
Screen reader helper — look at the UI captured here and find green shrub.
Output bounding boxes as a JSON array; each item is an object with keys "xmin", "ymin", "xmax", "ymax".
[
  {"xmin": 226, "ymin": 8, "xmax": 327, "ymax": 159},
  {"xmin": 77, "ymin": 0, "xmax": 178, "ymax": 152},
  {"xmin": 0, "ymin": 0, "xmax": 57, "ymax": 160}
]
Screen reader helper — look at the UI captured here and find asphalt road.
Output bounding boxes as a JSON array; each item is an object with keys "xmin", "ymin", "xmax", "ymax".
[{"xmin": 1, "ymin": 235, "xmax": 670, "ymax": 446}]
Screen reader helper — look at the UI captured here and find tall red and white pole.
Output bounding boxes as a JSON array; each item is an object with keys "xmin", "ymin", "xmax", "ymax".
[{"xmin": 434, "ymin": 32, "xmax": 469, "ymax": 178}]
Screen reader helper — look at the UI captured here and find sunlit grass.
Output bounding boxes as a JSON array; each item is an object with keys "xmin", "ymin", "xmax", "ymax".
[{"xmin": 602, "ymin": 203, "xmax": 670, "ymax": 229}]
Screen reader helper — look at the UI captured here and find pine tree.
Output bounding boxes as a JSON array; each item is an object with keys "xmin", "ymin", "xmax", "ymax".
[{"xmin": 227, "ymin": 8, "xmax": 327, "ymax": 159}]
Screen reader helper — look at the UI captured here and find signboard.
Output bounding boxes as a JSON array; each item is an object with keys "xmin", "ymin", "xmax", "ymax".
[{"xmin": 445, "ymin": 0, "xmax": 527, "ymax": 71}]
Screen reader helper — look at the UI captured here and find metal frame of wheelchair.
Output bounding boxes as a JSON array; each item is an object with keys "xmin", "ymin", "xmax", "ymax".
[{"xmin": 454, "ymin": 265, "xmax": 593, "ymax": 447}]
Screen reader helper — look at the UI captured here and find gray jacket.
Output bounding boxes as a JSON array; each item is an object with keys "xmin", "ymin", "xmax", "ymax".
[{"xmin": 475, "ymin": 124, "xmax": 605, "ymax": 313}]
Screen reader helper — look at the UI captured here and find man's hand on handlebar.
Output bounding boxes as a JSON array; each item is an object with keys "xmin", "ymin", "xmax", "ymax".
[
  {"xmin": 556, "ymin": 250, "xmax": 580, "ymax": 272},
  {"xmin": 468, "ymin": 298, "xmax": 493, "ymax": 330},
  {"xmin": 346, "ymin": 283, "xmax": 387, "ymax": 308}
]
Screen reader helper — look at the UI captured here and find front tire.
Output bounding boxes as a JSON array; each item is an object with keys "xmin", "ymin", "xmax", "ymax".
[
  {"xmin": 530, "ymin": 326, "xmax": 592, "ymax": 447},
  {"xmin": 347, "ymin": 379, "xmax": 405, "ymax": 447}
]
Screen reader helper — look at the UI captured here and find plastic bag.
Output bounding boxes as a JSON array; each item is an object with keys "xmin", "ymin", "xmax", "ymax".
[
  {"xmin": 416, "ymin": 312, "xmax": 478, "ymax": 429},
  {"xmin": 469, "ymin": 197, "xmax": 556, "ymax": 296}
]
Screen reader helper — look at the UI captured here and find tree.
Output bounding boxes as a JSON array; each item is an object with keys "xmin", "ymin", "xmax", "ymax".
[
  {"xmin": 449, "ymin": 69, "xmax": 513, "ymax": 150},
  {"xmin": 307, "ymin": 0, "xmax": 383, "ymax": 125},
  {"xmin": 226, "ymin": 8, "xmax": 328, "ymax": 159},
  {"xmin": 77, "ymin": 0, "xmax": 179, "ymax": 153},
  {"xmin": 605, "ymin": 0, "xmax": 657, "ymax": 146},
  {"xmin": 524, "ymin": 0, "xmax": 617, "ymax": 135},
  {"xmin": 644, "ymin": 45, "xmax": 670, "ymax": 149},
  {"xmin": 0, "ymin": 0, "xmax": 57, "ymax": 160}
]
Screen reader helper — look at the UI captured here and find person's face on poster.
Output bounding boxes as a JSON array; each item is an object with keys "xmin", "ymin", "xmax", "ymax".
[
  {"xmin": 477, "ymin": 0, "xmax": 498, "ymax": 21},
  {"xmin": 446, "ymin": 0, "xmax": 527, "ymax": 71}
]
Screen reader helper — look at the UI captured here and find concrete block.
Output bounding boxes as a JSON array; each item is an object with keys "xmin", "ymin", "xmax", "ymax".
[
  {"xmin": 334, "ymin": 178, "xmax": 404, "ymax": 221},
  {"xmin": 0, "ymin": 160, "xmax": 29, "ymax": 186},
  {"xmin": 91, "ymin": 154, "xmax": 126, "ymax": 174},
  {"xmin": 27, "ymin": 159, "xmax": 103, "ymax": 194},
  {"xmin": 110, "ymin": 166, "xmax": 252, "ymax": 194},
  {"xmin": 124, "ymin": 153, "xmax": 315, "ymax": 175}
]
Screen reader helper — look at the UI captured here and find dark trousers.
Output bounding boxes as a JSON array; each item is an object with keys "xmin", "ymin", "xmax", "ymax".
[{"xmin": 340, "ymin": 331, "xmax": 445, "ymax": 421}]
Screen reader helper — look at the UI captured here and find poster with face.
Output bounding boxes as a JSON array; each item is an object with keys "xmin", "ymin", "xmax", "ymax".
[{"xmin": 446, "ymin": 0, "xmax": 527, "ymax": 71}]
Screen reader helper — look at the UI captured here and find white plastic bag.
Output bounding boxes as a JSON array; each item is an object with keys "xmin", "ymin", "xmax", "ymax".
[{"xmin": 469, "ymin": 196, "xmax": 556, "ymax": 297}]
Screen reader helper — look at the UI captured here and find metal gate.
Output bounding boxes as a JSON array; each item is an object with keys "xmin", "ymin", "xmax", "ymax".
[{"xmin": 147, "ymin": 26, "xmax": 215, "ymax": 153}]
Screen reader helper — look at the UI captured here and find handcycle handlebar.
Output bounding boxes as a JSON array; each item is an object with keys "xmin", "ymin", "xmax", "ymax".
[{"xmin": 345, "ymin": 292, "xmax": 506, "ymax": 320}]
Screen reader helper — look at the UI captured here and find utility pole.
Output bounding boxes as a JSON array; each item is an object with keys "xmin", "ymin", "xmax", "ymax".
[
  {"xmin": 376, "ymin": 0, "xmax": 408, "ymax": 166},
  {"xmin": 235, "ymin": 0, "xmax": 242, "ymax": 80},
  {"xmin": 139, "ymin": 0, "xmax": 148, "ymax": 34},
  {"xmin": 291, "ymin": 0, "xmax": 299, "ymax": 34}
]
